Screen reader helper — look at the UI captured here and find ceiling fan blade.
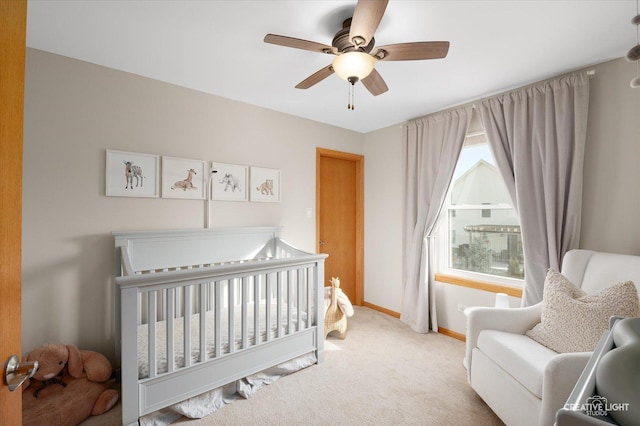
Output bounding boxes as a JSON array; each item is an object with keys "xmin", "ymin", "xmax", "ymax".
[
  {"xmin": 361, "ymin": 68, "xmax": 388, "ymax": 96},
  {"xmin": 373, "ymin": 41, "xmax": 450, "ymax": 61},
  {"xmin": 349, "ymin": 0, "xmax": 389, "ymax": 48},
  {"xmin": 295, "ymin": 65, "xmax": 335, "ymax": 89},
  {"xmin": 264, "ymin": 34, "xmax": 336, "ymax": 54}
]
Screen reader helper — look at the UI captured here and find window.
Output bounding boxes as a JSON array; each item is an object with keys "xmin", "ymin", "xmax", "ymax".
[
  {"xmin": 438, "ymin": 133, "xmax": 524, "ymax": 282},
  {"xmin": 481, "ymin": 203, "xmax": 491, "ymax": 218}
]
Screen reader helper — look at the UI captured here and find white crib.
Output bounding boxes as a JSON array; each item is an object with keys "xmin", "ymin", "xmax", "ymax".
[{"xmin": 114, "ymin": 227, "xmax": 327, "ymax": 425}]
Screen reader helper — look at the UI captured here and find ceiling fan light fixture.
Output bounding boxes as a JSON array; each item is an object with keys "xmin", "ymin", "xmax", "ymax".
[{"xmin": 332, "ymin": 51, "xmax": 375, "ymax": 82}]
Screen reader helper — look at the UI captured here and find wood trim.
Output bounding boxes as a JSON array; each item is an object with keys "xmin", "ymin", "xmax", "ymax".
[
  {"xmin": 363, "ymin": 302, "xmax": 400, "ymax": 318},
  {"xmin": 0, "ymin": 0, "xmax": 26, "ymax": 420},
  {"xmin": 364, "ymin": 303, "xmax": 465, "ymax": 342},
  {"xmin": 434, "ymin": 273, "xmax": 523, "ymax": 298},
  {"xmin": 355, "ymin": 155, "xmax": 364, "ymax": 305},
  {"xmin": 316, "ymin": 148, "xmax": 364, "ymax": 305},
  {"xmin": 316, "ymin": 148, "xmax": 365, "ymax": 162},
  {"xmin": 438, "ymin": 327, "xmax": 466, "ymax": 342}
]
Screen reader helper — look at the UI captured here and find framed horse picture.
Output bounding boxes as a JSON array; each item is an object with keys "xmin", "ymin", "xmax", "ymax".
[{"xmin": 106, "ymin": 149, "xmax": 160, "ymax": 198}]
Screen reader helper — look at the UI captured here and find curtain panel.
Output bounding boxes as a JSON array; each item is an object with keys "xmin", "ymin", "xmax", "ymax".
[
  {"xmin": 402, "ymin": 107, "xmax": 472, "ymax": 333},
  {"xmin": 478, "ymin": 72, "xmax": 590, "ymax": 306}
]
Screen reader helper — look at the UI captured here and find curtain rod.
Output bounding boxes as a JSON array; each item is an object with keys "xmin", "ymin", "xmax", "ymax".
[{"xmin": 404, "ymin": 69, "xmax": 597, "ymax": 125}]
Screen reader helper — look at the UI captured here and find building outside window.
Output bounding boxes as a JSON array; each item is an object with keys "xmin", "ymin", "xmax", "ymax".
[{"xmin": 441, "ymin": 138, "xmax": 524, "ymax": 281}]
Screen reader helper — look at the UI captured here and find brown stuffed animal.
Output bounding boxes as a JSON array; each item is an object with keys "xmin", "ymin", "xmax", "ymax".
[{"xmin": 22, "ymin": 344, "xmax": 119, "ymax": 426}]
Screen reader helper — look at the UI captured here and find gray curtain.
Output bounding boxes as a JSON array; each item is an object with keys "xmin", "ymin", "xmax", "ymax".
[
  {"xmin": 402, "ymin": 107, "xmax": 472, "ymax": 333},
  {"xmin": 478, "ymin": 73, "xmax": 590, "ymax": 306}
]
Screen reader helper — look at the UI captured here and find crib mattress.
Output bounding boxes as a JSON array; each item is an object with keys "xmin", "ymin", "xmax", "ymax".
[{"xmin": 137, "ymin": 304, "xmax": 306, "ymax": 379}]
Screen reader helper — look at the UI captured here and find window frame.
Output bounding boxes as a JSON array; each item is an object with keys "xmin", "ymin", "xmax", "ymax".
[{"xmin": 435, "ymin": 138, "xmax": 524, "ymax": 289}]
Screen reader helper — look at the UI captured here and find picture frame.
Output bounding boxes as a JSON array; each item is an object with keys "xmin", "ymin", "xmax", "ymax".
[
  {"xmin": 211, "ymin": 162, "xmax": 249, "ymax": 201},
  {"xmin": 106, "ymin": 149, "xmax": 160, "ymax": 198},
  {"xmin": 161, "ymin": 156, "xmax": 206, "ymax": 200},
  {"xmin": 250, "ymin": 166, "xmax": 281, "ymax": 202}
]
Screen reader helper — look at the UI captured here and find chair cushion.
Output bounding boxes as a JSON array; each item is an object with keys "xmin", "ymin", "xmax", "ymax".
[
  {"xmin": 477, "ymin": 330, "xmax": 558, "ymax": 398},
  {"xmin": 525, "ymin": 270, "xmax": 639, "ymax": 353}
]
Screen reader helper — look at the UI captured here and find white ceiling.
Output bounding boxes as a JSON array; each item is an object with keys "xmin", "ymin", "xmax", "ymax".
[{"xmin": 26, "ymin": 0, "xmax": 637, "ymax": 133}]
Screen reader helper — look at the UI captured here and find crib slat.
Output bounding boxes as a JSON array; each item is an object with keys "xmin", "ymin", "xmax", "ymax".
[
  {"xmin": 158, "ymin": 289, "xmax": 165, "ymax": 322},
  {"xmin": 306, "ymin": 267, "xmax": 312, "ymax": 328},
  {"xmin": 179, "ymin": 286, "xmax": 185, "ymax": 318},
  {"xmin": 140, "ymin": 292, "xmax": 147, "ymax": 326},
  {"xmin": 167, "ymin": 288, "xmax": 175, "ymax": 373},
  {"xmin": 148, "ymin": 292, "xmax": 157, "ymax": 378},
  {"xmin": 214, "ymin": 281, "xmax": 222, "ymax": 358},
  {"xmin": 208, "ymin": 279, "xmax": 215, "ymax": 311},
  {"xmin": 199, "ymin": 283, "xmax": 207, "ymax": 362},
  {"xmin": 297, "ymin": 268, "xmax": 303, "ymax": 331},
  {"xmin": 266, "ymin": 274, "xmax": 272, "ymax": 342},
  {"xmin": 287, "ymin": 270, "xmax": 293, "ymax": 335},
  {"xmin": 276, "ymin": 271, "xmax": 283, "ymax": 338},
  {"xmin": 184, "ymin": 286, "xmax": 192, "ymax": 367},
  {"xmin": 254, "ymin": 275, "xmax": 260, "ymax": 345},
  {"xmin": 229, "ymin": 279, "xmax": 235, "ymax": 353},
  {"xmin": 241, "ymin": 277, "xmax": 248, "ymax": 349}
]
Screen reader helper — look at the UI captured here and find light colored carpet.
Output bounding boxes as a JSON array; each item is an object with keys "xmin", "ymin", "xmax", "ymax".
[{"xmin": 83, "ymin": 306, "xmax": 503, "ymax": 425}]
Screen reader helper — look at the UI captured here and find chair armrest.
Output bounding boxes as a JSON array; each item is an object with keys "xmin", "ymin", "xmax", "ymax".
[
  {"xmin": 464, "ymin": 303, "xmax": 542, "ymax": 376},
  {"xmin": 539, "ymin": 352, "xmax": 592, "ymax": 426}
]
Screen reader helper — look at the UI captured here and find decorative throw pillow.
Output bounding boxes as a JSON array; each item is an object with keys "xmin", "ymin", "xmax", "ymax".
[{"xmin": 525, "ymin": 269, "xmax": 639, "ymax": 353}]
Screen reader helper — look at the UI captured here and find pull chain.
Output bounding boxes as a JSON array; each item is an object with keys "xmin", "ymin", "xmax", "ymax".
[
  {"xmin": 347, "ymin": 83, "xmax": 355, "ymax": 110},
  {"xmin": 346, "ymin": 76, "xmax": 359, "ymax": 110}
]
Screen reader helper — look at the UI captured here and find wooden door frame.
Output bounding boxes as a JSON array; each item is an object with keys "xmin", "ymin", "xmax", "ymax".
[
  {"xmin": 316, "ymin": 148, "xmax": 364, "ymax": 305},
  {"xmin": 0, "ymin": 0, "xmax": 26, "ymax": 421}
]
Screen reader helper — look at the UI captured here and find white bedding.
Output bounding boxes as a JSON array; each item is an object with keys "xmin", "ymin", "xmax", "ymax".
[
  {"xmin": 137, "ymin": 303, "xmax": 306, "ymax": 379},
  {"xmin": 139, "ymin": 352, "xmax": 317, "ymax": 425}
]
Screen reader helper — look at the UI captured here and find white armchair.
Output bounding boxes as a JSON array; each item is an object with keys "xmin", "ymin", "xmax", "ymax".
[{"xmin": 465, "ymin": 250, "xmax": 640, "ymax": 426}]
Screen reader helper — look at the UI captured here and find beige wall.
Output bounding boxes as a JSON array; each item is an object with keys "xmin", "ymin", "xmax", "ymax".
[
  {"xmin": 22, "ymin": 48, "xmax": 364, "ymax": 358},
  {"xmin": 363, "ymin": 57, "xmax": 640, "ymax": 335},
  {"xmin": 581, "ymin": 58, "xmax": 640, "ymax": 253},
  {"xmin": 363, "ymin": 124, "xmax": 404, "ymax": 312}
]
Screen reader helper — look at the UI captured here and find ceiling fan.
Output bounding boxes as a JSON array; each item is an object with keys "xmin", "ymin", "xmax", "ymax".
[{"xmin": 264, "ymin": 0, "xmax": 449, "ymax": 107}]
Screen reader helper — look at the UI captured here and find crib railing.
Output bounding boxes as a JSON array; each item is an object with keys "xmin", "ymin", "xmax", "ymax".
[
  {"xmin": 116, "ymin": 249, "xmax": 326, "ymax": 418},
  {"xmin": 113, "ymin": 229, "xmax": 328, "ymax": 424},
  {"xmin": 133, "ymin": 265, "xmax": 317, "ymax": 379}
]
